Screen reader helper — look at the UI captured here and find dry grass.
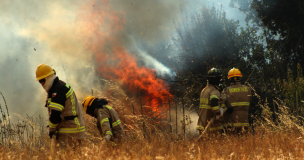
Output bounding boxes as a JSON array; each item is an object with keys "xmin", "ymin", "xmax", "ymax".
[
  {"xmin": 1, "ymin": 80, "xmax": 304, "ymax": 159},
  {"xmin": 1, "ymin": 101, "xmax": 304, "ymax": 160},
  {"xmin": 0, "ymin": 128, "xmax": 304, "ymax": 159}
]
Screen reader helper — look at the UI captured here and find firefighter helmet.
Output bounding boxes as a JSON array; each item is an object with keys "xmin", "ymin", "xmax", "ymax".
[
  {"xmin": 83, "ymin": 96, "xmax": 95, "ymax": 112},
  {"xmin": 206, "ymin": 67, "xmax": 222, "ymax": 77},
  {"xmin": 35, "ymin": 64, "xmax": 56, "ymax": 81},
  {"xmin": 227, "ymin": 68, "xmax": 242, "ymax": 79}
]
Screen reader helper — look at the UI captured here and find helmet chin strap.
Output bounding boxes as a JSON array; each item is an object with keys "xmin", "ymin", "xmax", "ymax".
[{"xmin": 43, "ymin": 74, "xmax": 57, "ymax": 92}]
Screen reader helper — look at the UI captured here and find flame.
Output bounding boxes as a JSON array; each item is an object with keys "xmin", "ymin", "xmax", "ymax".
[{"xmin": 76, "ymin": 0, "xmax": 173, "ymax": 118}]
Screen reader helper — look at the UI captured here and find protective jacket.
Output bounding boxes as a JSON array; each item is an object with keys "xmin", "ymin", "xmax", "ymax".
[
  {"xmin": 220, "ymin": 94, "xmax": 233, "ymax": 128},
  {"xmin": 89, "ymin": 99, "xmax": 125, "ymax": 142},
  {"xmin": 224, "ymin": 82, "xmax": 252, "ymax": 127},
  {"xmin": 46, "ymin": 77, "xmax": 86, "ymax": 139},
  {"xmin": 197, "ymin": 84, "xmax": 223, "ymax": 132}
]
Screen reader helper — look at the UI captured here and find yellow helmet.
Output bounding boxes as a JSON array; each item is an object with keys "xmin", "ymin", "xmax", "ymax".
[
  {"xmin": 227, "ymin": 68, "xmax": 242, "ymax": 79},
  {"xmin": 83, "ymin": 96, "xmax": 95, "ymax": 112},
  {"xmin": 35, "ymin": 64, "xmax": 55, "ymax": 81}
]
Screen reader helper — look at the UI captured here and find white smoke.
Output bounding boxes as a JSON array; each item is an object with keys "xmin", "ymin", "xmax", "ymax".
[
  {"xmin": 136, "ymin": 48, "xmax": 171, "ymax": 76},
  {"xmin": 0, "ymin": 0, "xmax": 101, "ymax": 123},
  {"xmin": 0, "ymin": 0, "xmax": 247, "ymax": 124}
]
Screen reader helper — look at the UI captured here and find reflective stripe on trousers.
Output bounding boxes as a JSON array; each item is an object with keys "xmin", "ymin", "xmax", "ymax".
[
  {"xmin": 106, "ymin": 131, "xmax": 112, "ymax": 135},
  {"xmin": 196, "ymin": 126, "xmax": 204, "ymax": 130},
  {"xmin": 209, "ymin": 126, "xmax": 224, "ymax": 131},
  {"xmin": 196, "ymin": 125, "xmax": 223, "ymax": 131},
  {"xmin": 231, "ymin": 102, "xmax": 250, "ymax": 106},
  {"xmin": 233, "ymin": 123, "xmax": 249, "ymax": 127}
]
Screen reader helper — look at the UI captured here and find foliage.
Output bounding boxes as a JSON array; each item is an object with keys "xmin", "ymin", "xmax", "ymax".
[
  {"xmin": 251, "ymin": 0, "xmax": 304, "ymax": 76},
  {"xmin": 171, "ymin": 5, "xmax": 271, "ymax": 119},
  {"xmin": 171, "ymin": 2, "xmax": 304, "ymax": 122},
  {"xmin": 229, "ymin": 0, "xmax": 260, "ymax": 25},
  {"xmin": 0, "ymin": 92, "xmax": 11, "ymax": 145},
  {"xmin": 174, "ymin": 5, "xmax": 259, "ymax": 75},
  {"xmin": 279, "ymin": 64, "xmax": 304, "ymax": 116}
]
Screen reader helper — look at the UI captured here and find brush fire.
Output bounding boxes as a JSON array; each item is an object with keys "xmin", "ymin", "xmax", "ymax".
[{"xmin": 75, "ymin": 0, "xmax": 173, "ymax": 119}]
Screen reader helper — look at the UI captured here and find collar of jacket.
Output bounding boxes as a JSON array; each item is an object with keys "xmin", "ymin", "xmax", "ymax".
[
  {"xmin": 87, "ymin": 98, "xmax": 109, "ymax": 116},
  {"xmin": 48, "ymin": 77, "xmax": 60, "ymax": 95},
  {"xmin": 207, "ymin": 83, "xmax": 220, "ymax": 90},
  {"xmin": 230, "ymin": 81, "xmax": 241, "ymax": 85}
]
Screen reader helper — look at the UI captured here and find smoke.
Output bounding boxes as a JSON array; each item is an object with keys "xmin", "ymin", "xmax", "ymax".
[
  {"xmin": 110, "ymin": 0, "xmax": 201, "ymax": 69},
  {"xmin": 169, "ymin": 105, "xmax": 199, "ymax": 136},
  {"xmin": 112, "ymin": 0, "xmax": 185, "ymax": 43},
  {"xmin": 110, "ymin": 0, "xmax": 247, "ymax": 69},
  {"xmin": 0, "ymin": 0, "xmax": 101, "ymax": 122},
  {"xmin": 0, "ymin": 29, "xmax": 43, "ymax": 120},
  {"xmin": 0, "ymin": 0, "xmax": 248, "ymax": 123},
  {"xmin": 133, "ymin": 47, "xmax": 171, "ymax": 76}
]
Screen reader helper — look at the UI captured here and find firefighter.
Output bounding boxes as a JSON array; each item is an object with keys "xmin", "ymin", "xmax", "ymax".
[
  {"xmin": 223, "ymin": 68, "xmax": 252, "ymax": 134},
  {"xmin": 36, "ymin": 64, "xmax": 86, "ymax": 148},
  {"xmin": 197, "ymin": 68, "xmax": 233, "ymax": 135},
  {"xmin": 82, "ymin": 96, "xmax": 125, "ymax": 143},
  {"xmin": 220, "ymin": 92, "xmax": 234, "ymax": 133},
  {"xmin": 219, "ymin": 79, "xmax": 234, "ymax": 132}
]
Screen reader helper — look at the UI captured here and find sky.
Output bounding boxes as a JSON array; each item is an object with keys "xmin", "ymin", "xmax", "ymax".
[{"xmin": 0, "ymin": 0, "xmax": 247, "ymax": 123}]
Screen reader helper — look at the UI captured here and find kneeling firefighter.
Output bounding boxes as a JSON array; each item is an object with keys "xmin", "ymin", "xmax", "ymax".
[
  {"xmin": 83, "ymin": 96, "xmax": 125, "ymax": 143},
  {"xmin": 36, "ymin": 64, "xmax": 86, "ymax": 148}
]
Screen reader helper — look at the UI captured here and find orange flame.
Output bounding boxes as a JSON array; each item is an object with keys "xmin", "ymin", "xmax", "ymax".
[{"xmin": 76, "ymin": 0, "xmax": 173, "ymax": 117}]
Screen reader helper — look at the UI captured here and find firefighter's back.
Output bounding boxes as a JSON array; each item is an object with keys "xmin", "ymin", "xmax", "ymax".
[
  {"xmin": 197, "ymin": 85, "xmax": 223, "ymax": 133},
  {"xmin": 225, "ymin": 82, "xmax": 252, "ymax": 129},
  {"xmin": 95, "ymin": 105, "xmax": 125, "ymax": 143}
]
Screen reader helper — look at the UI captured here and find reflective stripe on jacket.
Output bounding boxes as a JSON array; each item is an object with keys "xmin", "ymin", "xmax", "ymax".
[
  {"xmin": 47, "ymin": 77, "xmax": 86, "ymax": 139},
  {"xmin": 224, "ymin": 82, "xmax": 252, "ymax": 127},
  {"xmin": 224, "ymin": 82, "xmax": 252, "ymax": 111},
  {"xmin": 197, "ymin": 84, "xmax": 223, "ymax": 132},
  {"xmin": 221, "ymin": 94, "xmax": 233, "ymax": 127},
  {"xmin": 93, "ymin": 104, "xmax": 125, "ymax": 142}
]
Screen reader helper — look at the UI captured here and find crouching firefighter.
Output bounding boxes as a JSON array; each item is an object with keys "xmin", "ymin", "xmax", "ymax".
[
  {"xmin": 82, "ymin": 96, "xmax": 125, "ymax": 143},
  {"xmin": 196, "ymin": 68, "xmax": 233, "ymax": 135},
  {"xmin": 36, "ymin": 64, "xmax": 86, "ymax": 148}
]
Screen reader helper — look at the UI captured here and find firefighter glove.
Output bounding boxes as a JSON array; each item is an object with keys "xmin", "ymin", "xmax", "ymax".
[
  {"xmin": 227, "ymin": 107, "xmax": 234, "ymax": 114},
  {"xmin": 105, "ymin": 134, "xmax": 111, "ymax": 142},
  {"xmin": 49, "ymin": 131, "xmax": 55, "ymax": 138},
  {"xmin": 219, "ymin": 107, "xmax": 224, "ymax": 116},
  {"xmin": 215, "ymin": 112, "xmax": 221, "ymax": 120}
]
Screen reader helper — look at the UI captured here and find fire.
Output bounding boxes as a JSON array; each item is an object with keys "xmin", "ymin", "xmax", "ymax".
[{"xmin": 75, "ymin": 0, "xmax": 173, "ymax": 117}]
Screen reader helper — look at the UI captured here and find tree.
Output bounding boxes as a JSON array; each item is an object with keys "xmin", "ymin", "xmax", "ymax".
[
  {"xmin": 251, "ymin": 0, "xmax": 304, "ymax": 76},
  {"xmin": 171, "ymin": 6, "xmax": 264, "ymax": 117},
  {"xmin": 173, "ymin": 6, "xmax": 259, "ymax": 81}
]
